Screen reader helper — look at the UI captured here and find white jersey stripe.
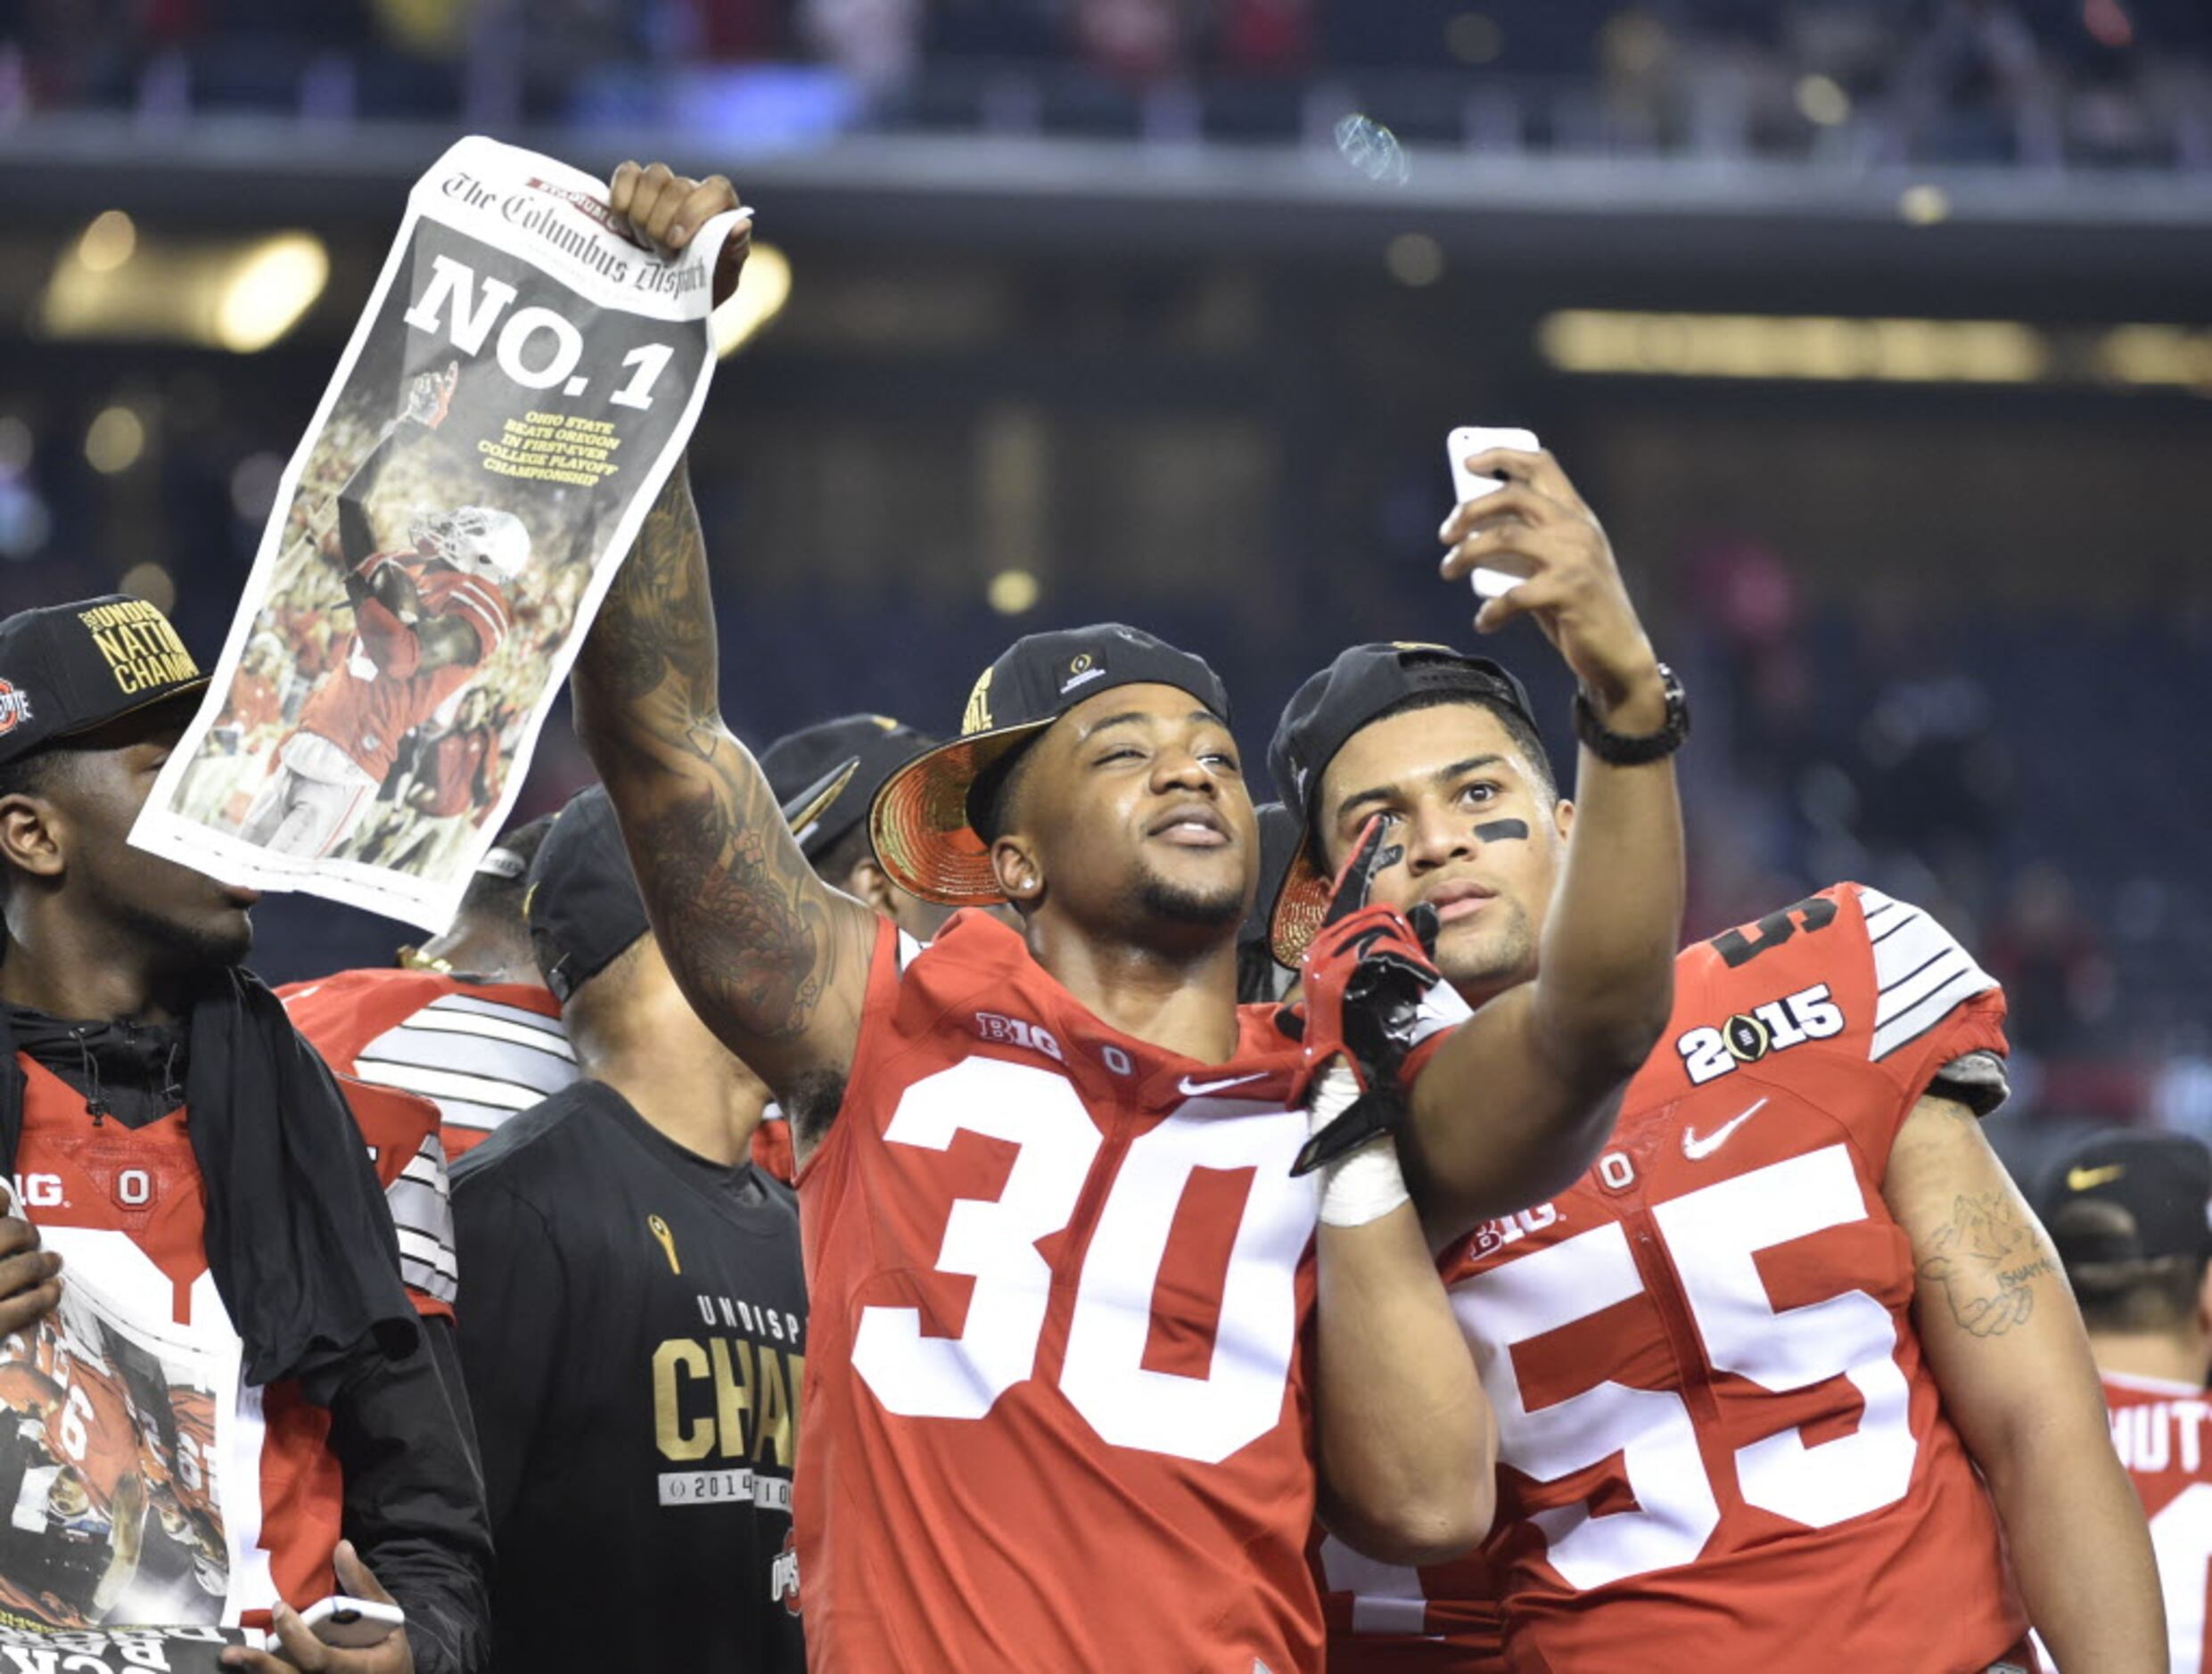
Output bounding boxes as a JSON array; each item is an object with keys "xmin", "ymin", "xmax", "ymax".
[
  {"xmin": 351, "ymin": 1059, "xmax": 545, "ymax": 1112},
  {"xmin": 1857, "ymin": 884, "xmax": 1996, "ymax": 1062},
  {"xmin": 399, "ymin": 1008, "xmax": 578, "ymax": 1061},
  {"xmin": 427, "ymin": 993, "xmax": 567, "ymax": 1037}
]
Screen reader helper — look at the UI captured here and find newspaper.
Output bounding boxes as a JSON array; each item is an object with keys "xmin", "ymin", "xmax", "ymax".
[
  {"xmin": 0, "ymin": 1260, "xmax": 250, "ymax": 1668},
  {"xmin": 131, "ymin": 135, "xmax": 745, "ymax": 930}
]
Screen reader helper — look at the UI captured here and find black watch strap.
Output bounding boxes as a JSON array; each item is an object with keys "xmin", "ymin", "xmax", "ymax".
[{"xmin": 1573, "ymin": 662, "xmax": 1689, "ymax": 765}]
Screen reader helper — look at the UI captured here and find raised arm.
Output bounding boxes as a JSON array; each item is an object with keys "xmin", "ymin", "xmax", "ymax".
[
  {"xmin": 1408, "ymin": 447, "xmax": 1683, "ymax": 1230},
  {"xmin": 572, "ymin": 164, "xmax": 878, "ymax": 1114}
]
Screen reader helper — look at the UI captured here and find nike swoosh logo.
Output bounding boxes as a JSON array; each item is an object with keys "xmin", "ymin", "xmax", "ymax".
[
  {"xmin": 2068, "ymin": 1163, "xmax": 2126, "ymax": 1191},
  {"xmin": 1179, "ymin": 1071, "xmax": 1270, "ymax": 1098},
  {"xmin": 1682, "ymin": 1098, "xmax": 1768, "ymax": 1161}
]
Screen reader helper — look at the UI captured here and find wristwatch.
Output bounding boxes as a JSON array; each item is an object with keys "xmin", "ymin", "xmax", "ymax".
[{"xmin": 1572, "ymin": 661, "xmax": 1689, "ymax": 765}]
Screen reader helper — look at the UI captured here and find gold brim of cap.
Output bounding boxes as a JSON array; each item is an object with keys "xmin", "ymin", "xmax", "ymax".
[
  {"xmin": 869, "ymin": 719, "xmax": 1056, "ymax": 907},
  {"xmin": 1268, "ymin": 835, "xmax": 1333, "ymax": 968}
]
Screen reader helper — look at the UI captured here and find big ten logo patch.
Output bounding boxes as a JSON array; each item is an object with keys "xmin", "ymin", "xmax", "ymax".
[
  {"xmin": 1676, "ymin": 983, "xmax": 1844, "ymax": 1086},
  {"xmin": 974, "ymin": 1012, "xmax": 1064, "ymax": 1063},
  {"xmin": 1469, "ymin": 1202, "xmax": 1560, "ymax": 1259},
  {"xmin": 76, "ymin": 598, "xmax": 198, "ymax": 695},
  {"xmin": 9, "ymin": 1173, "xmax": 65, "ymax": 1210}
]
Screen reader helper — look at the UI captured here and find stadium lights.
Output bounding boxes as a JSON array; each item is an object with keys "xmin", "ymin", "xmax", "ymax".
[
  {"xmin": 37, "ymin": 220, "xmax": 329, "ymax": 353},
  {"xmin": 2096, "ymin": 325, "xmax": 2212, "ymax": 388},
  {"xmin": 712, "ymin": 241, "xmax": 792, "ymax": 358},
  {"xmin": 214, "ymin": 235, "xmax": 331, "ymax": 352},
  {"xmin": 1536, "ymin": 310, "xmax": 2212, "ymax": 390},
  {"xmin": 1536, "ymin": 310, "xmax": 2048, "ymax": 383},
  {"xmin": 987, "ymin": 570, "xmax": 1040, "ymax": 615},
  {"xmin": 84, "ymin": 406, "xmax": 146, "ymax": 474}
]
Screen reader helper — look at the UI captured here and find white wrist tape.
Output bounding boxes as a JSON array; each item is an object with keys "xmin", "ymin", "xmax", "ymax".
[{"xmin": 1308, "ymin": 1063, "xmax": 1412, "ymax": 1228}]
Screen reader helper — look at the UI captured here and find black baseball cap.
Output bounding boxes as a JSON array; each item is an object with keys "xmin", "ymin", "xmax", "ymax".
[
  {"xmin": 0, "ymin": 595, "xmax": 208, "ymax": 769},
  {"xmin": 2037, "ymin": 1130, "xmax": 2212, "ymax": 1267},
  {"xmin": 870, "ymin": 623, "xmax": 1232, "ymax": 906},
  {"xmin": 524, "ymin": 785, "xmax": 652, "ymax": 1004},
  {"xmin": 761, "ymin": 714, "xmax": 938, "ymax": 864},
  {"xmin": 1264, "ymin": 642, "xmax": 1538, "ymax": 964}
]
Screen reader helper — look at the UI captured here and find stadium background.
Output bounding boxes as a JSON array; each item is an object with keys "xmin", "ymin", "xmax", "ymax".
[{"xmin": 1, "ymin": 0, "xmax": 2208, "ymax": 1187}]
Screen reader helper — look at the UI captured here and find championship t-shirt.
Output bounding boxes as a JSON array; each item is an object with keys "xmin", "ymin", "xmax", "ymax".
[{"xmin": 450, "ymin": 1081, "xmax": 806, "ymax": 1673}]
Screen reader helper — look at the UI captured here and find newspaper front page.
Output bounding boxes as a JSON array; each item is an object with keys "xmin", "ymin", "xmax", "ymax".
[
  {"xmin": 131, "ymin": 135, "xmax": 744, "ymax": 929},
  {"xmin": 0, "ymin": 1217, "xmax": 251, "ymax": 1668}
]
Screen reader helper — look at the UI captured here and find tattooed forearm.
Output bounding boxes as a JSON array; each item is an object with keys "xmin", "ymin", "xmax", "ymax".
[
  {"xmin": 570, "ymin": 453, "xmax": 866, "ymax": 1084},
  {"xmin": 1916, "ymin": 1191, "xmax": 2059, "ymax": 1339},
  {"xmin": 576, "ymin": 460, "xmax": 720, "ymax": 725},
  {"xmin": 635, "ymin": 775, "xmax": 841, "ymax": 1041}
]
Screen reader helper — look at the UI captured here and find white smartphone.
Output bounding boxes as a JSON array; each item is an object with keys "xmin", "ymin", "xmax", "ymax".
[
  {"xmin": 294, "ymin": 1595, "xmax": 407, "ymax": 1650},
  {"xmin": 1446, "ymin": 425, "xmax": 1542, "ymax": 601}
]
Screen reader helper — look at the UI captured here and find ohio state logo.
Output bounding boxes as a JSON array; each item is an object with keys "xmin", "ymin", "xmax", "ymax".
[
  {"xmin": 0, "ymin": 679, "xmax": 31, "ymax": 737},
  {"xmin": 770, "ymin": 1530, "xmax": 801, "ymax": 1617}
]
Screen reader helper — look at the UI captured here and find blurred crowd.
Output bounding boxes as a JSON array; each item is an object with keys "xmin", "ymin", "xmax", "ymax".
[{"xmin": 4, "ymin": 0, "xmax": 2209, "ymax": 166}]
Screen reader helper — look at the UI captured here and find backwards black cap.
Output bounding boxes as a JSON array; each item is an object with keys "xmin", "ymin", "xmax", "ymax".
[
  {"xmin": 1263, "ymin": 642, "xmax": 1538, "ymax": 964},
  {"xmin": 0, "ymin": 594, "xmax": 208, "ymax": 768},
  {"xmin": 761, "ymin": 713, "xmax": 938, "ymax": 865},
  {"xmin": 2036, "ymin": 1130, "xmax": 2212, "ymax": 1268},
  {"xmin": 870, "ymin": 623, "xmax": 1231, "ymax": 906},
  {"xmin": 524, "ymin": 785, "xmax": 652, "ymax": 1004}
]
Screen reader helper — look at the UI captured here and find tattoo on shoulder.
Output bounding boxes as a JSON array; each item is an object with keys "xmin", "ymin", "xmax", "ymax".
[{"xmin": 1915, "ymin": 1190, "xmax": 2058, "ymax": 1339}]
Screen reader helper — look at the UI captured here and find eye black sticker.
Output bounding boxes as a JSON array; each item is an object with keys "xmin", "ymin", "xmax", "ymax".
[{"xmin": 1472, "ymin": 818, "xmax": 1530, "ymax": 844}]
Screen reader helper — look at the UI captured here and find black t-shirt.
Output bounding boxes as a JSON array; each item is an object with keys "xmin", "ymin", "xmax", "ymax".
[{"xmin": 450, "ymin": 1080, "xmax": 807, "ymax": 1672}]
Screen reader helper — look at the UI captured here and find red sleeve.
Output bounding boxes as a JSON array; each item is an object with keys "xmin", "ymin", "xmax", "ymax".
[
  {"xmin": 355, "ymin": 596, "xmax": 422, "ymax": 678},
  {"xmin": 338, "ymin": 1075, "xmax": 457, "ymax": 1320}
]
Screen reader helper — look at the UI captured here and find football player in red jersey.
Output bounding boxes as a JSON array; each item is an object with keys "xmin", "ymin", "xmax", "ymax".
[
  {"xmin": 572, "ymin": 165, "xmax": 1684, "ymax": 1671},
  {"xmin": 1270, "ymin": 450, "xmax": 2160, "ymax": 1671},
  {"xmin": 0, "ymin": 596, "xmax": 490, "ymax": 1671},
  {"xmin": 282, "ymin": 815, "xmax": 576, "ymax": 1170},
  {"xmin": 240, "ymin": 362, "xmax": 522, "ymax": 860},
  {"xmin": 2041, "ymin": 1130, "xmax": 2212, "ymax": 1674}
]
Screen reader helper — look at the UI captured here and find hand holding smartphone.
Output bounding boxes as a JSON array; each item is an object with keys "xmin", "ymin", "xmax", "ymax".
[
  {"xmin": 1445, "ymin": 425, "xmax": 1541, "ymax": 601},
  {"xmin": 292, "ymin": 1595, "xmax": 407, "ymax": 1651}
]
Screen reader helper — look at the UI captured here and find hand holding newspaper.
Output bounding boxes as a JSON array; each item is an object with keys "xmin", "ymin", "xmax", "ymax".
[{"xmin": 130, "ymin": 137, "xmax": 749, "ymax": 930}]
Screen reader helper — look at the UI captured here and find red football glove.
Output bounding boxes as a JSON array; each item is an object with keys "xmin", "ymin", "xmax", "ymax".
[{"xmin": 1286, "ymin": 816, "xmax": 1460, "ymax": 1177}]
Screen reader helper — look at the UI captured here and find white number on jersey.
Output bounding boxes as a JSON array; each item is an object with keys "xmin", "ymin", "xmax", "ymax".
[
  {"xmin": 850, "ymin": 1058, "xmax": 1312, "ymax": 1464},
  {"xmin": 2150, "ymin": 1484, "xmax": 2212, "ymax": 1674},
  {"xmin": 1456, "ymin": 1144, "xmax": 1918, "ymax": 1590}
]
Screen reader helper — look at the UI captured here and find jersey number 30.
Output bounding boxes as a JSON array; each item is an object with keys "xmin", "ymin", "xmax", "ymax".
[
  {"xmin": 1460, "ymin": 1145, "xmax": 1918, "ymax": 1590},
  {"xmin": 851, "ymin": 1059, "xmax": 1312, "ymax": 1465}
]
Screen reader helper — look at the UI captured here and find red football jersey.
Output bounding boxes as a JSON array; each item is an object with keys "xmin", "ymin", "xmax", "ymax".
[
  {"xmin": 2104, "ymin": 1371, "xmax": 2212, "ymax": 1674},
  {"xmin": 1315, "ymin": 1528, "xmax": 1505, "ymax": 1669},
  {"xmin": 336, "ymin": 1074, "xmax": 457, "ymax": 1322},
  {"xmin": 795, "ymin": 912, "xmax": 1321, "ymax": 1671},
  {"xmin": 280, "ymin": 967, "xmax": 576, "ymax": 1164},
  {"xmin": 296, "ymin": 554, "xmax": 509, "ymax": 782},
  {"xmin": 1325, "ymin": 883, "xmax": 2022, "ymax": 1674}
]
